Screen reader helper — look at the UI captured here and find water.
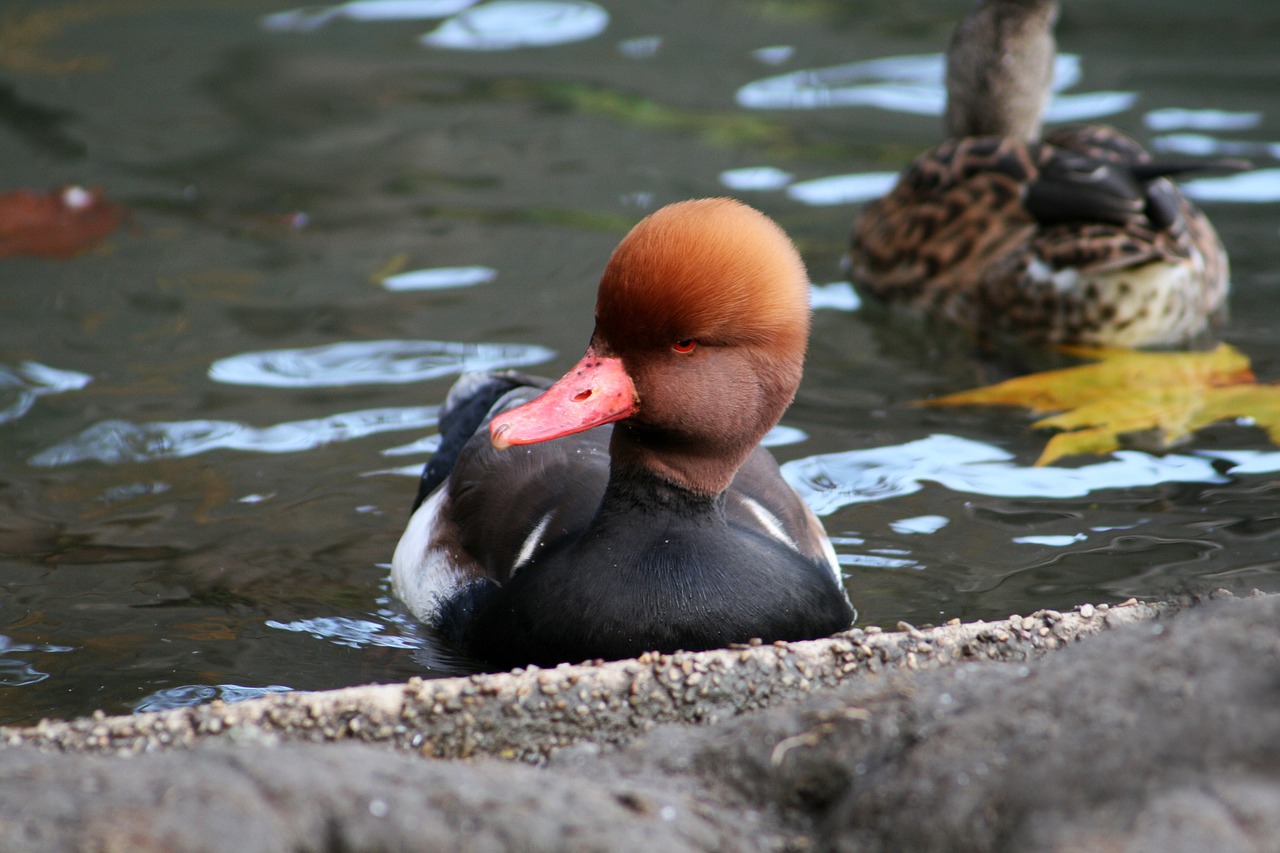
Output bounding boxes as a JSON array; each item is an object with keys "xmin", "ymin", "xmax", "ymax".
[{"xmin": 2, "ymin": 0, "xmax": 1279, "ymax": 724}]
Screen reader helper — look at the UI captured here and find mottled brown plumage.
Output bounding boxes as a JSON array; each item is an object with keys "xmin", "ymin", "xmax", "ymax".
[{"xmin": 849, "ymin": 0, "xmax": 1235, "ymax": 347}]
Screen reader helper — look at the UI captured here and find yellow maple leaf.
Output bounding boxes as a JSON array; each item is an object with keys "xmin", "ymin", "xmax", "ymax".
[{"xmin": 920, "ymin": 344, "xmax": 1280, "ymax": 465}]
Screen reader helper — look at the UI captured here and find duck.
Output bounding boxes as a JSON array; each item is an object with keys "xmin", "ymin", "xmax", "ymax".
[
  {"xmin": 392, "ymin": 198, "xmax": 855, "ymax": 669},
  {"xmin": 848, "ymin": 0, "xmax": 1243, "ymax": 348}
]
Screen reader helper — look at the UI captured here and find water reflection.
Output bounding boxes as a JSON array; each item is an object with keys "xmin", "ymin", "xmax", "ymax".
[
  {"xmin": 262, "ymin": 0, "xmax": 478, "ymax": 31},
  {"xmin": 617, "ymin": 35, "xmax": 662, "ymax": 60},
  {"xmin": 786, "ymin": 172, "xmax": 898, "ymax": 207},
  {"xmin": 419, "ymin": 0, "xmax": 609, "ymax": 51},
  {"xmin": 133, "ymin": 684, "xmax": 293, "ymax": 714},
  {"xmin": 719, "ymin": 166, "xmax": 793, "ymax": 191},
  {"xmin": 30, "ymin": 406, "xmax": 439, "ymax": 466},
  {"xmin": 889, "ymin": 515, "xmax": 949, "ymax": 535},
  {"xmin": 1013, "ymin": 533, "xmax": 1087, "ymax": 547},
  {"xmin": 208, "ymin": 340, "xmax": 554, "ymax": 388},
  {"xmin": 381, "ymin": 265, "xmax": 497, "ymax": 292},
  {"xmin": 0, "ymin": 362, "xmax": 92, "ymax": 425},
  {"xmin": 1152, "ymin": 133, "xmax": 1280, "ymax": 163},
  {"xmin": 1183, "ymin": 169, "xmax": 1280, "ymax": 203},
  {"xmin": 782, "ymin": 434, "xmax": 1234, "ymax": 517},
  {"xmin": 1144, "ymin": 108, "xmax": 1262, "ymax": 132},
  {"xmin": 808, "ymin": 281, "xmax": 861, "ymax": 312},
  {"xmin": 266, "ymin": 615, "xmax": 424, "ymax": 649},
  {"xmin": 0, "ymin": 636, "xmax": 73, "ymax": 687},
  {"xmin": 735, "ymin": 53, "xmax": 1131, "ymax": 124}
]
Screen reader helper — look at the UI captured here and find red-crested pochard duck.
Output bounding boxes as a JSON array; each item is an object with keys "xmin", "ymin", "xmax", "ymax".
[{"xmin": 392, "ymin": 198, "xmax": 854, "ymax": 668}]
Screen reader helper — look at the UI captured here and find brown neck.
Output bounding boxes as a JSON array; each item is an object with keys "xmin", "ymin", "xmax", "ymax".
[
  {"xmin": 607, "ymin": 421, "xmax": 756, "ymax": 498},
  {"xmin": 944, "ymin": 0, "xmax": 1058, "ymax": 141}
]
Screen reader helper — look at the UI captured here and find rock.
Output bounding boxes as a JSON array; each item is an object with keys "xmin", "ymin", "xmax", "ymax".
[{"xmin": 1, "ymin": 594, "xmax": 1277, "ymax": 852}]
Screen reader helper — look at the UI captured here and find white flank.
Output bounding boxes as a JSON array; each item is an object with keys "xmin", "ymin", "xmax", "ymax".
[{"xmin": 391, "ymin": 488, "xmax": 465, "ymax": 624}]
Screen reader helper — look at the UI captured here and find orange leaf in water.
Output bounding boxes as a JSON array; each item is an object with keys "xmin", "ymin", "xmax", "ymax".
[
  {"xmin": 0, "ymin": 185, "xmax": 123, "ymax": 258},
  {"xmin": 921, "ymin": 344, "xmax": 1280, "ymax": 465}
]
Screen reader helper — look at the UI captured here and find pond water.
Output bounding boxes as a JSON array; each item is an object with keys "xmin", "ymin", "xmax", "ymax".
[{"xmin": 3, "ymin": 0, "xmax": 1279, "ymax": 724}]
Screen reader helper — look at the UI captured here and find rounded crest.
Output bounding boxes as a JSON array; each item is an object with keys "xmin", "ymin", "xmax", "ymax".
[{"xmin": 594, "ymin": 198, "xmax": 810, "ymax": 353}]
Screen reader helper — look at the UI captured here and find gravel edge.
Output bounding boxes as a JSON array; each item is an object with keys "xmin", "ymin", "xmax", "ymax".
[{"xmin": 0, "ymin": 597, "xmax": 1184, "ymax": 762}]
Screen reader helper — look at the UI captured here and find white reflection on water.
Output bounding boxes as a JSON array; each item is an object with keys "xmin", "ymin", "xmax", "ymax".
[
  {"xmin": 29, "ymin": 406, "xmax": 440, "ymax": 467},
  {"xmin": 787, "ymin": 172, "xmax": 899, "ymax": 206},
  {"xmin": 719, "ymin": 166, "xmax": 794, "ymax": 191},
  {"xmin": 1013, "ymin": 533, "xmax": 1087, "ymax": 547},
  {"xmin": 381, "ymin": 433, "xmax": 442, "ymax": 456},
  {"xmin": 809, "ymin": 281, "xmax": 861, "ymax": 312},
  {"xmin": 735, "ymin": 53, "xmax": 1130, "ymax": 123},
  {"xmin": 0, "ymin": 362, "xmax": 92, "ymax": 425},
  {"xmin": 841, "ymin": 552, "xmax": 917, "ymax": 569},
  {"xmin": 419, "ymin": 0, "xmax": 608, "ymax": 51},
  {"xmin": 0, "ymin": 635, "xmax": 74, "ymax": 687},
  {"xmin": 266, "ymin": 616, "xmax": 424, "ymax": 649},
  {"xmin": 890, "ymin": 514, "xmax": 950, "ymax": 535},
  {"xmin": 1203, "ymin": 448, "xmax": 1280, "ymax": 475},
  {"xmin": 762, "ymin": 424, "xmax": 807, "ymax": 447},
  {"xmin": 1041, "ymin": 91, "xmax": 1138, "ymax": 124},
  {"xmin": 262, "ymin": 0, "xmax": 478, "ymax": 31},
  {"xmin": 381, "ymin": 265, "xmax": 497, "ymax": 291},
  {"xmin": 133, "ymin": 684, "xmax": 294, "ymax": 713},
  {"xmin": 1182, "ymin": 169, "xmax": 1280, "ymax": 203},
  {"xmin": 617, "ymin": 35, "xmax": 662, "ymax": 59},
  {"xmin": 782, "ymin": 434, "xmax": 1234, "ymax": 517},
  {"xmin": 1152, "ymin": 132, "xmax": 1280, "ymax": 162},
  {"xmin": 1144, "ymin": 108, "xmax": 1262, "ymax": 132},
  {"xmin": 752, "ymin": 45, "xmax": 795, "ymax": 66},
  {"xmin": 208, "ymin": 340, "xmax": 554, "ymax": 388}
]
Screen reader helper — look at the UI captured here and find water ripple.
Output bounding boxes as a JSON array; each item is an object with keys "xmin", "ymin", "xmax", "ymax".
[
  {"xmin": 0, "ymin": 362, "xmax": 92, "ymax": 425},
  {"xmin": 719, "ymin": 166, "xmax": 794, "ymax": 191},
  {"xmin": 1144, "ymin": 108, "xmax": 1262, "ymax": 132},
  {"xmin": 133, "ymin": 684, "xmax": 293, "ymax": 713},
  {"xmin": 809, "ymin": 281, "xmax": 861, "ymax": 312},
  {"xmin": 419, "ymin": 1, "xmax": 608, "ymax": 51},
  {"xmin": 208, "ymin": 339, "xmax": 555, "ymax": 388},
  {"xmin": 262, "ymin": 0, "xmax": 477, "ymax": 31},
  {"xmin": 1182, "ymin": 168, "xmax": 1280, "ymax": 203},
  {"xmin": 266, "ymin": 615, "xmax": 425, "ymax": 649},
  {"xmin": 0, "ymin": 635, "xmax": 74, "ymax": 687},
  {"xmin": 381, "ymin": 265, "xmax": 497, "ymax": 291},
  {"xmin": 786, "ymin": 172, "xmax": 899, "ymax": 206},
  {"xmin": 735, "ymin": 53, "xmax": 1129, "ymax": 123},
  {"xmin": 1151, "ymin": 133, "xmax": 1280, "ymax": 162},
  {"xmin": 782, "ymin": 434, "xmax": 1233, "ymax": 517},
  {"xmin": 890, "ymin": 514, "xmax": 950, "ymax": 535},
  {"xmin": 29, "ymin": 406, "xmax": 440, "ymax": 467}
]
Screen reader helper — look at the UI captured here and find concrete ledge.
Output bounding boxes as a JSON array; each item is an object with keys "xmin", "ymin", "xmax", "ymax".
[{"xmin": 4, "ymin": 596, "xmax": 1173, "ymax": 761}]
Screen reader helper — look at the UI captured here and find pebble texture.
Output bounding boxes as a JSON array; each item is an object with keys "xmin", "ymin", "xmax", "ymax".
[
  {"xmin": 2, "ymin": 594, "xmax": 1277, "ymax": 852},
  {"xmin": 3, "ymin": 598, "xmax": 1166, "ymax": 761}
]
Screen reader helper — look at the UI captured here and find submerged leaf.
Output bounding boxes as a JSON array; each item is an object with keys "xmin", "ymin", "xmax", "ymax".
[
  {"xmin": 921, "ymin": 344, "xmax": 1280, "ymax": 465},
  {"xmin": 0, "ymin": 185, "xmax": 122, "ymax": 258}
]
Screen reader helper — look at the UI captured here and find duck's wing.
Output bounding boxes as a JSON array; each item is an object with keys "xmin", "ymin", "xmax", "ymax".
[
  {"xmin": 1027, "ymin": 125, "xmax": 1237, "ymax": 273},
  {"xmin": 412, "ymin": 372, "xmax": 552, "ymax": 511},
  {"xmin": 725, "ymin": 446, "xmax": 844, "ymax": 588},
  {"xmin": 394, "ymin": 372, "xmax": 610, "ymax": 626}
]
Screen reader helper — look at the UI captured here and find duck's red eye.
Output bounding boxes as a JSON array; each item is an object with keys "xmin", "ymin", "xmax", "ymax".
[{"xmin": 672, "ymin": 338, "xmax": 697, "ymax": 353}]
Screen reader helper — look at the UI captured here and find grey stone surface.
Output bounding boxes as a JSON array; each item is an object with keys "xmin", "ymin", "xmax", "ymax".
[{"xmin": 2, "ymin": 594, "xmax": 1278, "ymax": 852}]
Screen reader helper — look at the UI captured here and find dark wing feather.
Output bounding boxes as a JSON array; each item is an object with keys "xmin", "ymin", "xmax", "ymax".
[
  {"xmin": 445, "ymin": 391, "xmax": 611, "ymax": 583},
  {"xmin": 412, "ymin": 372, "xmax": 552, "ymax": 511}
]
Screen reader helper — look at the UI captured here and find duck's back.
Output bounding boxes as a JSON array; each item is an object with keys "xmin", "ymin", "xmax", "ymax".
[{"xmin": 849, "ymin": 128, "xmax": 1230, "ymax": 346}]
